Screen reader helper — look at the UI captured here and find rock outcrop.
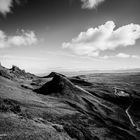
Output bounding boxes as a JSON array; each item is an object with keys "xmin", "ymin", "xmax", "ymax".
[{"xmin": 0, "ymin": 64, "xmax": 37, "ymax": 80}]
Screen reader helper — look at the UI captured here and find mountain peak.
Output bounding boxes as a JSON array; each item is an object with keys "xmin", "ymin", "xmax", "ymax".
[
  {"xmin": 42, "ymin": 72, "xmax": 66, "ymax": 78},
  {"xmin": 35, "ymin": 72, "xmax": 88, "ymax": 101}
]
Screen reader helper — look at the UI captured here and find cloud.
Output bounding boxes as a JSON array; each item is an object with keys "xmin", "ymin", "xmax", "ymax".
[
  {"xmin": 0, "ymin": 30, "xmax": 37, "ymax": 48},
  {"xmin": 0, "ymin": 0, "xmax": 22, "ymax": 16},
  {"xmin": 116, "ymin": 53, "xmax": 130, "ymax": 58},
  {"xmin": 63, "ymin": 21, "xmax": 140, "ymax": 57},
  {"xmin": 81, "ymin": 0, "xmax": 105, "ymax": 9},
  {"xmin": 101, "ymin": 53, "xmax": 140, "ymax": 59},
  {"xmin": 0, "ymin": 0, "xmax": 105, "ymax": 16},
  {"xmin": 116, "ymin": 53, "xmax": 140, "ymax": 59},
  {"xmin": 0, "ymin": 0, "xmax": 104, "ymax": 15},
  {"xmin": 0, "ymin": 0, "xmax": 13, "ymax": 15},
  {"xmin": 131, "ymin": 55, "xmax": 140, "ymax": 59}
]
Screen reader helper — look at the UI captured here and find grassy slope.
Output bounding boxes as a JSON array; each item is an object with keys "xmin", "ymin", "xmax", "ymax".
[
  {"xmin": 0, "ymin": 76, "xmax": 74, "ymax": 140},
  {"xmin": 0, "ymin": 73, "xmax": 140, "ymax": 140}
]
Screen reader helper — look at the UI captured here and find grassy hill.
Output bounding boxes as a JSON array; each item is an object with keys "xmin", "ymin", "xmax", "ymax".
[{"xmin": 0, "ymin": 65, "xmax": 140, "ymax": 140}]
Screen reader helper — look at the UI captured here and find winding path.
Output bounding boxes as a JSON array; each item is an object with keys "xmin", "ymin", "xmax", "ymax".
[{"xmin": 114, "ymin": 87, "xmax": 139, "ymax": 131}]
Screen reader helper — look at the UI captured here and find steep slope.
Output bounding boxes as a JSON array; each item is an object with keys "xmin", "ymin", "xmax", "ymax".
[
  {"xmin": 0, "ymin": 73, "xmax": 74, "ymax": 140},
  {"xmin": 0, "ymin": 63, "xmax": 12, "ymax": 79},
  {"xmin": 0, "ymin": 64, "xmax": 37, "ymax": 81},
  {"xmin": 35, "ymin": 73, "xmax": 91, "ymax": 101}
]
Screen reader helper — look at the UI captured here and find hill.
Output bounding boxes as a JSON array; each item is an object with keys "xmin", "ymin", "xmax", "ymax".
[
  {"xmin": 0, "ymin": 65, "xmax": 140, "ymax": 140},
  {"xmin": 0, "ymin": 64, "xmax": 38, "ymax": 81}
]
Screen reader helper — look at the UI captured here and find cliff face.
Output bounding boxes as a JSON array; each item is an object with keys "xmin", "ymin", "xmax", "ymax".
[{"xmin": 0, "ymin": 65, "xmax": 37, "ymax": 80}]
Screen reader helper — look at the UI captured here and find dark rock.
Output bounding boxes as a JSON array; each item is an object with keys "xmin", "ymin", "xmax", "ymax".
[{"xmin": 42, "ymin": 72, "xmax": 66, "ymax": 78}]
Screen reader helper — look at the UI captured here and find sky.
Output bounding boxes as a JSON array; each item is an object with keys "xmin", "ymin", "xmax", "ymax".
[{"xmin": 0, "ymin": 0, "xmax": 140, "ymax": 74}]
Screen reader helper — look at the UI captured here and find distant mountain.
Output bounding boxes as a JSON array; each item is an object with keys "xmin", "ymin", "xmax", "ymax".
[
  {"xmin": 75, "ymin": 68, "xmax": 140, "ymax": 74},
  {"xmin": 114, "ymin": 68, "xmax": 140, "ymax": 73},
  {"xmin": 38, "ymin": 68, "xmax": 140, "ymax": 77}
]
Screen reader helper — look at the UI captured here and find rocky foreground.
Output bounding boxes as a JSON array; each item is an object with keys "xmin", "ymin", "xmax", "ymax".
[{"xmin": 0, "ymin": 64, "xmax": 140, "ymax": 140}]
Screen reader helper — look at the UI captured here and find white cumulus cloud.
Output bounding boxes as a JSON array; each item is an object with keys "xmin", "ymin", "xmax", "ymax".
[
  {"xmin": 0, "ymin": 0, "xmax": 13, "ymax": 15},
  {"xmin": 0, "ymin": 30, "xmax": 37, "ymax": 48},
  {"xmin": 81, "ymin": 0, "xmax": 105, "ymax": 9},
  {"xmin": 63, "ymin": 21, "xmax": 140, "ymax": 57}
]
